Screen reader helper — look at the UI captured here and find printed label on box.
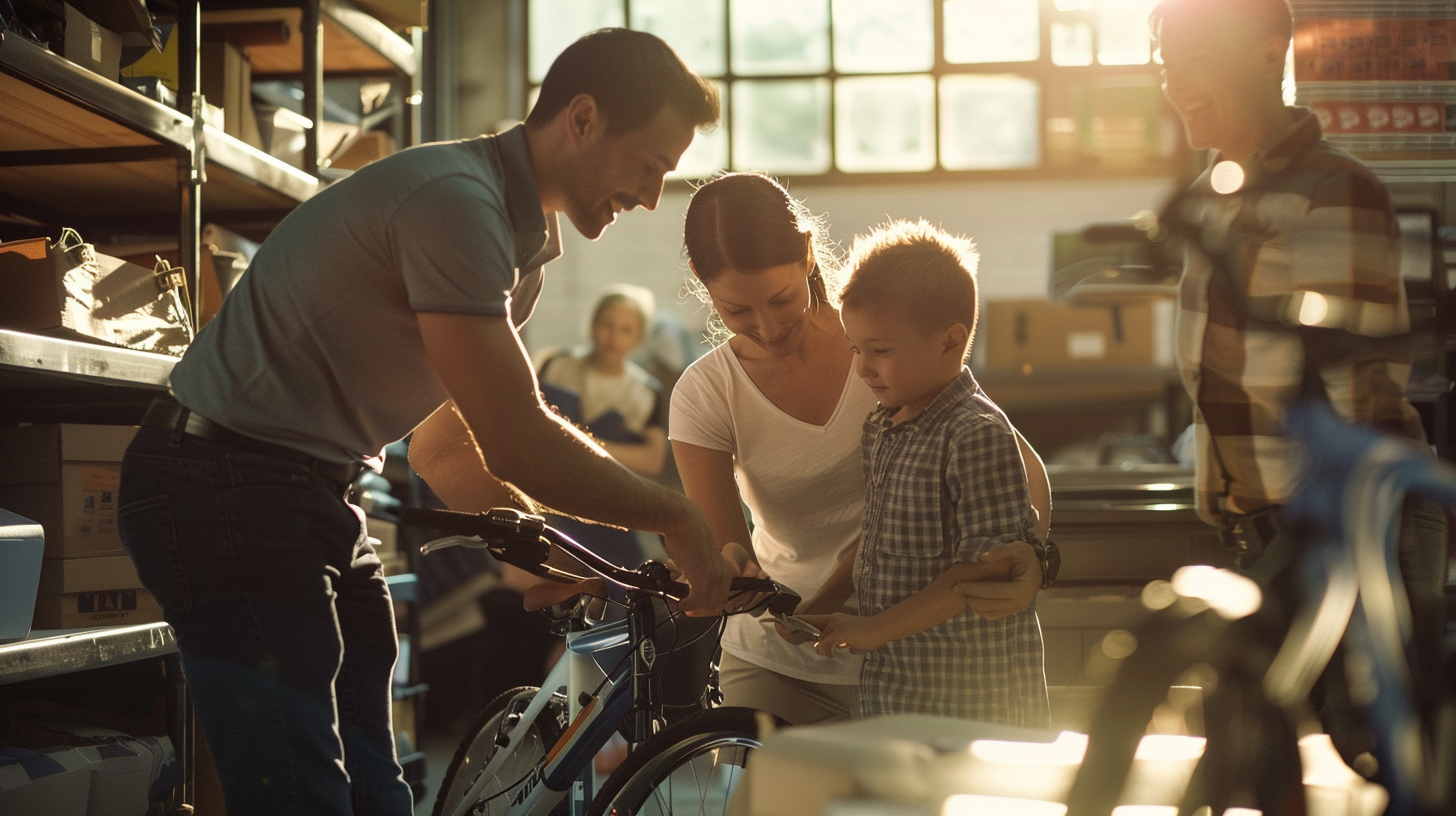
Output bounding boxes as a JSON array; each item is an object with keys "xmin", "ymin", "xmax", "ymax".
[
  {"xmin": 78, "ymin": 466, "xmax": 120, "ymax": 539},
  {"xmin": 1067, "ymin": 332, "xmax": 1108, "ymax": 359},
  {"xmin": 78, "ymin": 590, "xmax": 136, "ymax": 615}
]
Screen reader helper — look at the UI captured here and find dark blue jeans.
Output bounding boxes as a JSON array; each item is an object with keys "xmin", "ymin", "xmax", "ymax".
[{"xmin": 118, "ymin": 426, "xmax": 412, "ymax": 816}]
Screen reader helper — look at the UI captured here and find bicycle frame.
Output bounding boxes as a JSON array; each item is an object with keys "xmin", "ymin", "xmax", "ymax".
[{"xmin": 440, "ymin": 589, "xmax": 694, "ymax": 816}]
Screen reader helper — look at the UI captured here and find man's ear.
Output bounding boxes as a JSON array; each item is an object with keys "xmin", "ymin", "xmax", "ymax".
[
  {"xmin": 943, "ymin": 322, "xmax": 970, "ymax": 360},
  {"xmin": 1258, "ymin": 35, "xmax": 1290, "ymax": 82},
  {"xmin": 564, "ymin": 93, "xmax": 603, "ymax": 147}
]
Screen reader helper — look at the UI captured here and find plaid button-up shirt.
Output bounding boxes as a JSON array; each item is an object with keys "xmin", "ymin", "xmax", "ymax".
[
  {"xmin": 856, "ymin": 369, "xmax": 1049, "ymax": 725},
  {"xmin": 1176, "ymin": 107, "xmax": 1427, "ymax": 527}
]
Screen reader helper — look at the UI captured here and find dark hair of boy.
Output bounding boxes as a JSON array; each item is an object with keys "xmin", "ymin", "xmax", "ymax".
[
  {"xmin": 683, "ymin": 172, "xmax": 838, "ymax": 308},
  {"xmin": 526, "ymin": 28, "xmax": 720, "ymax": 136},
  {"xmin": 840, "ymin": 220, "xmax": 980, "ymax": 355},
  {"xmin": 1149, "ymin": 0, "xmax": 1292, "ymax": 42}
]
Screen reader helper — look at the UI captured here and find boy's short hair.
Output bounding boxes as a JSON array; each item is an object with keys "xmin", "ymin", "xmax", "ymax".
[
  {"xmin": 840, "ymin": 219, "xmax": 980, "ymax": 354},
  {"xmin": 1149, "ymin": 0, "xmax": 1292, "ymax": 42},
  {"xmin": 526, "ymin": 28, "xmax": 720, "ymax": 136}
]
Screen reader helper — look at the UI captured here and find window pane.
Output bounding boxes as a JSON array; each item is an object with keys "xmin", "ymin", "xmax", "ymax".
[
  {"xmin": 944, "ymin": 0, "xmax": 1039, "ymax": 64},
  {"xmin": 732, "ymin": 79, "xmax": 831, "ymax": 174},
  {"xmin": 529, "ymin": 0, "xmax": 625, "ymax": 83},
  {"xmin": 1044, "ymin": 75, "xmax": 1169, "ymax": 169},
  {"xmin": 1097, "ymin": 0, "xmax": 1154, "ymax": 65},
  {"xmin": 939, "ymin": 75, "xmax": 1040, "ymax": 170},
  {"xmin": 730, "ymin": 0, "xmax": 830, "ymax": 76},
  {"xmin": 670, "ymin": 82, "xmax": 730, "ymax": 179},
  {"xmin": 832, "ymin": 0, "xmax": 933, "ymax": 73},
  {"xmin": 631, "ymin": 0, "xmax": 726, "ymax": 76},
  {"xmin": 836, "ymin": 75, "xmax": 936, "ymax": 172},
  {"xmin": 1051, "ymin": 20, "xmax": 1093, "ymax": 66}
]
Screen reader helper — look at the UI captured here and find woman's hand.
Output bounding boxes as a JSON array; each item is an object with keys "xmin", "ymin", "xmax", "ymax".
[
  {"xmin": 798, "ymin": 613, "xmax": 887, "ymax": 657},
  {"xmin": 953, "ymin": 541, "xmax": 1042, "ymax": 620}
]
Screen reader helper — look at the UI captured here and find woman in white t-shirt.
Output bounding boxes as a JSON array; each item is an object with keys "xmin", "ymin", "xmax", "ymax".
[{"xmin": 671, "ymin": 173, "xmax": 1050, "ymax": 725}]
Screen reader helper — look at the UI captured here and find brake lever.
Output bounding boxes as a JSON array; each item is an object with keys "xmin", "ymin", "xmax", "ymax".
[{"xmin": 419, "ymin": 534, "xmax": 486, "ymax": 555}]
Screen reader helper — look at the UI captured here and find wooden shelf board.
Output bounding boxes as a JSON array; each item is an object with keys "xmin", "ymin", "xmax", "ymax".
[{"xmin": 202, "ymin": 6, "xmax": 412, "ymax": 76}]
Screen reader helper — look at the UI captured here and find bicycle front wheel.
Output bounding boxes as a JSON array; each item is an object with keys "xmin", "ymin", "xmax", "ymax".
[
  {"xmin": 432, "ymin": 685, "xmax": 566, "ymax": 816},
  {"xmin": 588, "ymin": 707, "xmax": 771, "ymax": 816}
]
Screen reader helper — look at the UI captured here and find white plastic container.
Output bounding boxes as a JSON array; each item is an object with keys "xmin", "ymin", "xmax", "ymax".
[{"xmin": 0, "ymin": 507, "xmax": 44, "ymax": 642}]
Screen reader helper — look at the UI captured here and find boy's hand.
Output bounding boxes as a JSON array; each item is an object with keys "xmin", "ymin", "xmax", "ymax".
[
  {"xmin": 773, "ymin": 619, "xmax": 817, "ymax": 645},
  {"xmin": 799, "ymin": 613, "xmax": 887, "ymax": 657}
]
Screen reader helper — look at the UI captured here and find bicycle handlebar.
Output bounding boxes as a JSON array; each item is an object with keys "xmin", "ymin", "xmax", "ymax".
[{"xmin": 401, "ymin": 507, "xmax": 800, "ymax": 615}]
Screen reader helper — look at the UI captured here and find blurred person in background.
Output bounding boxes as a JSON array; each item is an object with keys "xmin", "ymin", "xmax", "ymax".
[{"xmin": 1155, "ymin": 0, "xmax": 1447, "ymax": 771}]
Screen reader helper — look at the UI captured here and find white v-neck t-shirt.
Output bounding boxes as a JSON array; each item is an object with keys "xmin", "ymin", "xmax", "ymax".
[{"xmin": 670, "ymin": 342, "xmax": 878, "ymax": 684}]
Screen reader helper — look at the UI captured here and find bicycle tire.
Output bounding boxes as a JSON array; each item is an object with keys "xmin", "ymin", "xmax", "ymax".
[
  {"xmin": 587, "ymin": 707, "xmax": 771, "ymax": 816},
  {"xmin": 431, "ymin": 685, "xmax": 568, "ymax": 816}
]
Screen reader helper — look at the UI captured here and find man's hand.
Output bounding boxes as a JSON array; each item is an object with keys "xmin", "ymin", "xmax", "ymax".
[
  {"xmin": 661, "ymin": 515, "xmax": 737, "ymax": 615},
  {"xmin": 953, "ymin": 541, "xmax": 1042, "ymax": 620},
  {"xmin": 799, "ymin": 613, "xmax": 886, "ymax": 657}
]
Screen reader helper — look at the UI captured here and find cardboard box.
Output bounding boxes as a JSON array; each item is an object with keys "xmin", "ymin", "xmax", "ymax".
[
  {"xmin": 201, "ymin": 40, "xmax": 262, "ymax": 148},
  {"xmin": 0, "ymin": 509, "xmax": 45, "ymax": 643},
  {"xmin": 61, "ymin": 4, "xmax": 122, "ymax": 82},
  {"xmin": 983, "ymin": 299, "xmax": 1154, "ymax": 372},
  {"xmin": 33, "ymin": 555, "xmax": 160, "ymax": 630},
  {"xmin": 328, "ymin": 129, "xmax": 398, "ymax": 171},
  {"xmin": 0, "ymin": 746, "xmax": 93, "ymax": 816},
  {"xmin": 0, "ymin": 424, "xmax": 138, "ymax": 560},
  {"xmin": 76, "ymin": 739, "xmax": 154, "ymax": 816}
]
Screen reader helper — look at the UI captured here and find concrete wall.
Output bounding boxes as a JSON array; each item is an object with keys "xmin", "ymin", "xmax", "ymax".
[{"xmin": 522, "ymin": 175, "xmax": 1178, "ymax": 358}]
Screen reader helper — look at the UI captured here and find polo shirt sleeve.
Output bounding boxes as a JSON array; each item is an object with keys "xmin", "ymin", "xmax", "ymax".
[
  {"xmin": 944, "ymin": 417, "xmax": 1037, "ymax": 562},
  {"xmin": 391, "ymin": 174, "xmax": 518, "ymax": 316}
]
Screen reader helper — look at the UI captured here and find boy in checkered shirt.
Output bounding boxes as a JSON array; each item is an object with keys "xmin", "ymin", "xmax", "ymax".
[{"xmin": 795, "ymin": 219, "xmax": 1050, "ymax": 725}]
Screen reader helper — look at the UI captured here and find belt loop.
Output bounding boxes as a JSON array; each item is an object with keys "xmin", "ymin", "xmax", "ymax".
[{"xmin": 169, "ymin": 406, "xmax": 191, "ymax": 448}]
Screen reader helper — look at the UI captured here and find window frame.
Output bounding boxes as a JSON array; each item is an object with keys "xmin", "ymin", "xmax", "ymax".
[{"xmin": 521, "ymin": 0, "xmax": 1188, "ymax": 183}]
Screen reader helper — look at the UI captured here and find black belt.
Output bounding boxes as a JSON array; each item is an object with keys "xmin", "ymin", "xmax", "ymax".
[{"xmin": 142, "ymin": 398, "xmax": 362, "ymax": 487}]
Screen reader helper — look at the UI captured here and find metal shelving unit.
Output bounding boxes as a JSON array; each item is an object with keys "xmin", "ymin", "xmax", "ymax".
[
  {"xmin": 0, "ymin": 2, "xmax": 423, "ymax": 810},
  {"xmin": 0, "ymin": 623, "xmax": 192, "ymax": 812}
]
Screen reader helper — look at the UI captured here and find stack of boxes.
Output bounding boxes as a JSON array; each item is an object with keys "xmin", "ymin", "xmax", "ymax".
[{"xmin": 0, "ymin": 424, "xmax": 158, "ymax": 632}]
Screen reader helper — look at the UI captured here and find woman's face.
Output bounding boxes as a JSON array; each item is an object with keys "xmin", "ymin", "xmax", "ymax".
[
  {"xmin": 704, "ymin": 260, "xmax": 815, "ymax": 357},
  {"xmin": 591, "ymin": 301, "xmax": 646, "ymax": 367}
]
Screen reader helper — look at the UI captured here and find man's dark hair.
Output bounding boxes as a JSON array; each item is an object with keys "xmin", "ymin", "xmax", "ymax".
[
  {"xmin": 840, "ymin": 220, "xmax": 980, "ymax": 358},
  {"xmin": 1149, "ymin": 0, "xmax": 1293, "ymax": 42},
  {"xmin": 526, "ymin": 28, "xmax": 719, "ymax": 135}
]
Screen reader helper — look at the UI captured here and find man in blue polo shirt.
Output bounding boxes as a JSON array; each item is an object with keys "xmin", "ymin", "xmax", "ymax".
[{"xmin": 118, "ymin": 29, "xmax": 732, "ymax": 816}]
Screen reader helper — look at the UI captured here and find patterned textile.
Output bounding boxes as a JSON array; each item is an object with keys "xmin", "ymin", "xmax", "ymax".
[
  {"xmin": 856, "ymin": 368, "xmax": 1049, "ymax": 725},
  {"xmin": 1175, "ymin": 107, "xmax": 1427, "ymax": 527}
]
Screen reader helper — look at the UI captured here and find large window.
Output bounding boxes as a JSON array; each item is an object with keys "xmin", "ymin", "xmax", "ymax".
[{"xmin": 525, "ymin": 0, "xmax": 1178, "ymax": 179}]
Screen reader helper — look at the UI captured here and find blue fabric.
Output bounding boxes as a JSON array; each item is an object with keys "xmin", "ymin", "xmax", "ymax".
[
  {"xmin": 118, "ymin": 426, "xmax": 412, "ymax": 816},
  {"xmin": 0, "ymin": 747, "xmax": 65, "ymax": 780}
]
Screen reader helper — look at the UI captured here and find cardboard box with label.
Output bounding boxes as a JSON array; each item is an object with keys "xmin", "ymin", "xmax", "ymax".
[
  {"xmin": 0, "ymin": 424, "xmax": 137, "ymax": 560},
  {"xmin": 33, "ymin": 554, "xmax": 160, "ymax": 630},
  {"xmin": 983, "ymin": 299, "xmax": 1155, "ymax": 373},
  {"xmin": 62, "ymin": 4, "xmax": 122, "ymax": 82}
]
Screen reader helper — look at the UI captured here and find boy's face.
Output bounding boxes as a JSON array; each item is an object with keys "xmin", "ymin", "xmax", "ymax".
[
  {"xmin": 1159, "ymin": 9, "xmax": 1288, "ymax": 158},
  {"xmin": 560, "ymin": 101, "xmax": 697, "ymax": 240},
  {"xmin": 841, "ymin": 304, "xmax": 967, "ymax": 424}
]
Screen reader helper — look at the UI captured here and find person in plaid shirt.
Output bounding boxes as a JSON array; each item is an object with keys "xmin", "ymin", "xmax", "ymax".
[
  {"xmin": 1157, "ymin": 0, "xmax": 1447, "ymax": 768},
  {"xmin": 797, "ymin": 220, "xmax": 1050, "ymax": 726}
]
